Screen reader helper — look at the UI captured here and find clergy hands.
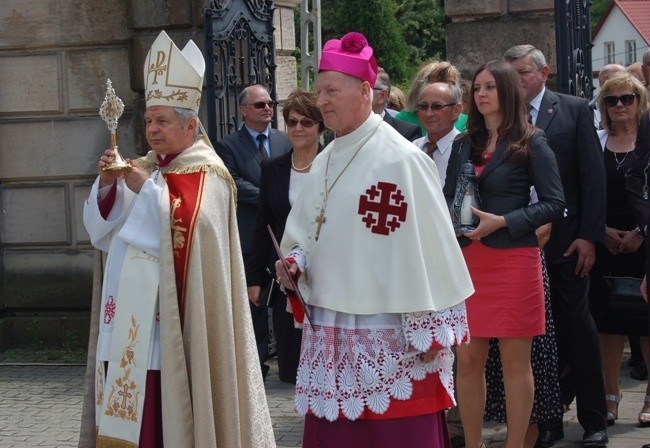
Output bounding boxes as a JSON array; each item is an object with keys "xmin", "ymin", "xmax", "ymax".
[
  {"xmin": 248, "ymin": 286, "xmax": 262, "ymax": 307},
  {"xmin": 121, "ymin": 159, "xmax": 148, "ymax": 194},
  {"xmin": 97, "ymin": 151, "xmax": 147, "ymax": 193},
  {"xmin": 463, "ymin": 207, "xmax": 506, "ymax": 240},
  {"xmin": 98, "ymin": 149, "xmax": 122, "ymax": 187},
  {"xmin": 563, "ymin": 238, "xmax": 595, "ymax": 277},
  {"xmin": 274, "ymin": 259, "xmax": 298, "ymax": 290}
]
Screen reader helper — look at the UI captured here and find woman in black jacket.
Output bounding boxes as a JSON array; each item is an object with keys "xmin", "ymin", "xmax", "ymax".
[
  {"xmin": 444, "ymin": 60, "xmax": 564, "ymax": 448},
  {"xmin": 246, "ymin": 90, "xmax": 324, "ymax": 384}
]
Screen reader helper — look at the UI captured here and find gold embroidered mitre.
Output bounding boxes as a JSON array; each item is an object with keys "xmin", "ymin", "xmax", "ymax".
[{"xmin": 144, "ymin": 30, "xmax": 205, "ymax": 113}]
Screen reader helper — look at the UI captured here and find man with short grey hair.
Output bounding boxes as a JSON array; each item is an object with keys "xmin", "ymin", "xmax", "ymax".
[
  {"xmin": 216, "ymin": 84, "xmax": 291, "ymax": 378},
  {"xmin": 505, "ymin": 44, "xmax": 608, "ymax": 448},
  {"xmin": 412, "ymin": 81, "xmax": 463, "ymax": 186},
  {"xmin": 373, "ymin": 67, "xmax": 421, "ymax": 141}
]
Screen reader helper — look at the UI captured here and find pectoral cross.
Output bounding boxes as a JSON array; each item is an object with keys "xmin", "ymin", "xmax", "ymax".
[{"xmin": 315, "ymin": 208, "xmax": 327, "ymax": 241}]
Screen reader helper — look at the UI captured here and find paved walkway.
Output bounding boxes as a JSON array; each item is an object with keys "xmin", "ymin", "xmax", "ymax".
[{"xmin": 1, "ymin": 356, "xmax": 649, "ymax": 447}]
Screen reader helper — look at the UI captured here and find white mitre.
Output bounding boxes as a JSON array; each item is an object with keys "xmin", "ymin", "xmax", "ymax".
[{"xmin": 144, "ymin": 30, "xmax": 206, "ymax": 113}]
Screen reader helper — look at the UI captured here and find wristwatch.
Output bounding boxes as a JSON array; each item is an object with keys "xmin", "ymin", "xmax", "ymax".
[{"xmin": 634, "ymin": 226, "xmax": 646, "ymax": 238}]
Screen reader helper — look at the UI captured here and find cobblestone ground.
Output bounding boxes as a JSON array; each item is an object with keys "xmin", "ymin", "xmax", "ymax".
[
  {"xmin": 1, "ymin": 355, "xmax": 649, "ymax": 447},
  {"xmin": 0, "ymin": 358, "xmax": 302, "ymax": 448}
]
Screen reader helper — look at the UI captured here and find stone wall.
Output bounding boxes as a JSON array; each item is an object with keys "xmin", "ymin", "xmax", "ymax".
[
  {"xmin": 445, "ymin": 0, "xmax": 556, "ymax": 81},
  {"xmin": 0, "ymin": 0, "xmax": 300, "ymax": 350}
]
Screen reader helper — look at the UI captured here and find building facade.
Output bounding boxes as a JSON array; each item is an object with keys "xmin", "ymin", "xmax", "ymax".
[{"xmin": 0, "ymin": 0, "xmax": 300, "ymax": 350}]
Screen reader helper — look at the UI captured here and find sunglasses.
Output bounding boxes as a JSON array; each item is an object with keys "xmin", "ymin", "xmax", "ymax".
[
  {"xmin": 248, "ymin": 100, "xmax": 276, "ymax": 109},
  {"xmin": 416, "ymin": 103, "xmax": 455, "ymax": 112},
  {"xmin": 604, "ymin": 94, "xmax": 636, "ymax": 107},
  {"xmin": 286, "ymin": 118, "xmax": 317, "ymax": 128}
]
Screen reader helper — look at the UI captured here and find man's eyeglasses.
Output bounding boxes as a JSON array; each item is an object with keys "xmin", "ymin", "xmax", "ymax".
[
  {"xmin": 416, "ymin": 103, "xmax": 456, "ymax": 112},
  {"xmin": 248, "ymin": 100, "xmax": 276, "ymax": 109},
  {"xmin": 286, "ymin": 118, "xmax": 318, "ymax": 128},
  {"xmin": 603, "ymin": 94, "xmax": 637, "ymax": 108}
]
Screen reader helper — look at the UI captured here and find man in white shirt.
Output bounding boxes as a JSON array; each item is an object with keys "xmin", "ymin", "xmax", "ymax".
[{"xmin": 412, "ymin": 82, "xmax": 463, "ymax": 187}]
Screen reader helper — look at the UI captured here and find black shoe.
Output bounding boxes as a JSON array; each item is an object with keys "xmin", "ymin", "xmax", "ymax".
[
  {"xmin": 261, "ymin": 363, "xmax": 270, "ymax": 379},
  {"xmin": 642, "ymin": 443, "xmax": 650, "ymax": 448},
  {"xmin": 631, "ymin": 363, "xmax": 648, "ymax": 381},
  {"xmin": 583, "ymin": 429, "xmax": 608, "ymax": 447},
  {"xmin": 537, "ymin": 428, "xmax": 564, "ymax": 447}
]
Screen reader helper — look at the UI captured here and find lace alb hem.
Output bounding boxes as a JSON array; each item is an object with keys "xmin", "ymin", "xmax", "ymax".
[{"xmin": 295, "ymin": 302, "xmax": 468, "ymax": 421}]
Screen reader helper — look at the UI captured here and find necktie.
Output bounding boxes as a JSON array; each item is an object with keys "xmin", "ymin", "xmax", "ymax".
[
  {"xmin": 426, "ymin": 140, "xmax": 438, "ymax": 158},
  {"xmin": 256, "ymin": 133, "xmax": 268, "ymax": 158},
  {"xmin": 527, "ymin": 103, "xmax": 534, "ymax": 125}
]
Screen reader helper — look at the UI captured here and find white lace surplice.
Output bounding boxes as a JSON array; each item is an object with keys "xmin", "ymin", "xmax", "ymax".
[{"xmin": 294, "ymin": 302, "xmax": 468, "ymax": 422}]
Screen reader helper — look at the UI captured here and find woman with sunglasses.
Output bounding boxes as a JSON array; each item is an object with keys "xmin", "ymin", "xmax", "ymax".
[
  {"xmin": 246, "ymin": 89, "xmax": 324, "ymax": 384},
  {"xmin": 589, "ymin": 72, "xmax": 650, "ymax": 426},
  {"xmin": 444, "ymin": 60, "xmax": 565, "ymax": 448}
]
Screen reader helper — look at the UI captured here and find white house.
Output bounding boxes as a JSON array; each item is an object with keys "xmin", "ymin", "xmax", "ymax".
[{"xmin": 591, "ymin": 0, "xmax": 650, "ymax": 88}]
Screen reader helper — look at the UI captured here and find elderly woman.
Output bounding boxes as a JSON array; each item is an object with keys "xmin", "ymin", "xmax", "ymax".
[
  {"xmin": 395, "ymin": 60, "xmax": 468, "ymax": 135},
  {"xmin": 444, "ymin": 60, "xmax": 565, "ymax": 448},
  {"xmin": 246, "ymin": 89, "xmax": 324, "ymax": 383},
  {"xmin": 589, "ymin": 72, "xmax": 650, "ymax": 426}
]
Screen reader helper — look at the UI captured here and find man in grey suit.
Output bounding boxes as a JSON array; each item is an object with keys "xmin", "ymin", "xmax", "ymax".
[
  {"xmin": 505, "ymin": 45, "xmax": 608, "ymax": 448},
  {"xmin": 216, "ymin": 84, "xmax": 292, "ymax": 377},
  {"xmin": 373, "ymin": 68, "xmax": 421, "ymax": 141}
]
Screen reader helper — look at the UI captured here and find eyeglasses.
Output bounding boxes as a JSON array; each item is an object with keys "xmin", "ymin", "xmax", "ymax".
[
  {"xmin": 247, "ymin": 100, "xmax": 276, "ymax": 109},
  {"xmin": 416, "ymin": 103, "xmax": 456, "ymax": 112},
  {"xmin": 604, "ymin": 94, "xmax": 637, "ymax": 107},
  {"xmin": 286, "ymin": 118, "xmax": 318, "ymax": 128}
]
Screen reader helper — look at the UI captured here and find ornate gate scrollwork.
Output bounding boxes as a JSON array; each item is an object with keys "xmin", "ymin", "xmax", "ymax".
[
  {"xmin": 204, "ymin": 0, "xmax": 277, "ymax": 144},
  {"xmin": 555, "ymin": 0, "xmax": 593, "ymax": 100}
]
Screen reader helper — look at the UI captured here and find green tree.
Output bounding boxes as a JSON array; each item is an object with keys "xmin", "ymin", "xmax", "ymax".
[
  {"xmin": 395, "ymin": 0, "xmax": 446, "ymax": 80},
  {"xmin": 321, "ymin": 0, "xmax": 409, "ymax": 83},
  {"xmin": 590, "ymin": 0, "xmax": 612, "ymax": 29}
]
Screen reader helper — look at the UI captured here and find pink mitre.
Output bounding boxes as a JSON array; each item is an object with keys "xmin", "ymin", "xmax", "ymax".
[{"xmin": 318, "ymin": 32, "xmax": 378, "ymax": 86}]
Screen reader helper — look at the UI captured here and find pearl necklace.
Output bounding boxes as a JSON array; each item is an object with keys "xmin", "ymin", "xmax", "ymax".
[{"xmin": 291, "ymin": 154, "xmax": 314, "ymax": 172}]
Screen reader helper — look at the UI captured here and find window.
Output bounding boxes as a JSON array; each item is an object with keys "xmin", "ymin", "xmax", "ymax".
[
  {"xmin": 605, "ymin": 42, "xmax": 615, "ymax": 64},
  {"xmin": 626, "ymin": 40, "xmax": 637, "ymax": 65}
]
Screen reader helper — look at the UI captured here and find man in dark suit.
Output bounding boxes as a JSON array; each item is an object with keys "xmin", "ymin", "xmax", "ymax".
[
  {"xmin": 505, "ymin": 45, "xmax": 608, "ymax": 447},
  {"xmin": 215, "ymin": 84, "xmax": 291, "ymax": 377},
  {"xmin": 373, "ymin": 68, "xmax": 421, "ymax": 141}
]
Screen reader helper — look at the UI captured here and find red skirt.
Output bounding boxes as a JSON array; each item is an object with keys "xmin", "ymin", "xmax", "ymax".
[{"xmin": 462, "ymin": 241, "xmax": 544, "ymax": 338}]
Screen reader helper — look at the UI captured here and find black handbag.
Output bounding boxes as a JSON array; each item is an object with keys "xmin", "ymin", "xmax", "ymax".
[{"xmin": 602, "ymin": 276, "xmax": 647, "ymax": 323}]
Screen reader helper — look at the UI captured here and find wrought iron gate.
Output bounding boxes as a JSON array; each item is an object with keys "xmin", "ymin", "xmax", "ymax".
[
  {"xmin": 204, "ymin": 0, "xmax": 277, "ymax": 144},
  {"xmin": 554, "ymin": 0, "xmax": 593, "ymax": 100}
]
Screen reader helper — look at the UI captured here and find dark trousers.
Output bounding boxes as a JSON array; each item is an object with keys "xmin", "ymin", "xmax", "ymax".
[
  {"xmin": 546, "ymin": 258, "xmax": 607, "ymax": 432},
  {"xmin": 250, "ymin": 300, "xmax": 270, "ymax": 372}
]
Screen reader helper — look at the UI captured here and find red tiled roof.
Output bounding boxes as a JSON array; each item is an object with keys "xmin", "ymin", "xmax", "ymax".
[{"xmin": 615, "ymin": 0, "xmax": 650, "ymax": 44}]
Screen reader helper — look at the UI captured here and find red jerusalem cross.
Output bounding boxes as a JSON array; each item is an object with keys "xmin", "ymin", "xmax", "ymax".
[{"xmin": 358, "ymin": 181, "xmax": 408, "ymax": 235}]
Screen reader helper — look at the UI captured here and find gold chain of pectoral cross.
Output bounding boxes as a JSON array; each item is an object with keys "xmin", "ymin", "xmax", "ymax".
[{"xmin": 314, "ymin": 120, "xmax": 382, "ymax": 241}]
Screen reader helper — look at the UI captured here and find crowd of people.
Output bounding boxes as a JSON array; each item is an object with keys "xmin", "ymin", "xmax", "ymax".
[{"xmin": 80, "ymin": 27, "xmax": 650, "ymax": 448}]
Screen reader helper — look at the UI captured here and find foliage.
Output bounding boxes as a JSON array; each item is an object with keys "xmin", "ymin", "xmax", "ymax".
[
  {"xmin": 322, "ymin": 0, "xmax": 410, "ymax": 83},
  {"xmin": 395, "ymin": 0, "xmax": 446, "ymax": 81},
  {"xmin": 590, "ymin": 0, "xmax": 611, "ymax": 30},
  {"xmin": 308, "ymin": 0, "xmax": 446, "ymax": 85}
]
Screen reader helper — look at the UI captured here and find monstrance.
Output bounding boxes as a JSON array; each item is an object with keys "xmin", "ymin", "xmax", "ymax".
[{"xmin": 99, "ymin": 78, "xmax": 130, "ymax": 171}]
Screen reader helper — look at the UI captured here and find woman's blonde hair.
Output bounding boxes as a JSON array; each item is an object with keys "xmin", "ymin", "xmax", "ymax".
[
  {"xmin": 598, "ymin": 72, "xmax": 649, "ymax": 132},
  {"xmin": 404, "ymin": 60, "xmax": 461, "ymax": 111}
]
